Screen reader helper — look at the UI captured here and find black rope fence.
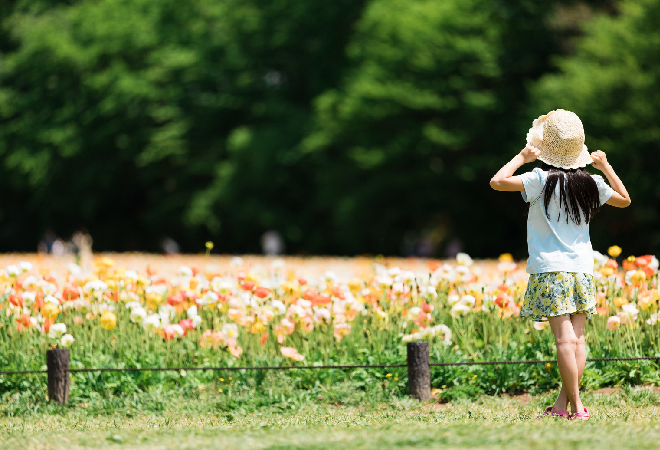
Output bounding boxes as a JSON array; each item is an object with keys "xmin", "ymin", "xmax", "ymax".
[
  {"xmin": 4, "ymin": 344, "xmax": 660, "ymax": 404},
  {"xmin": 3, "ymin": 355, "xmax": 660, "ymax": 376}
]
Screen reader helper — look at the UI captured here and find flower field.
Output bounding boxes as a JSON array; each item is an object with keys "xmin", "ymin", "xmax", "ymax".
[{"xmin": 1, "ymin": 249, "xmax": 659, "ymax": 403}]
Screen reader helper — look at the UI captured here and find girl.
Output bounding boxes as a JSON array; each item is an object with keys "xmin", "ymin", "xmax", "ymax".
[{"xmin": 490, "ymin": 109, "xmax": 631, "ymax": 420}]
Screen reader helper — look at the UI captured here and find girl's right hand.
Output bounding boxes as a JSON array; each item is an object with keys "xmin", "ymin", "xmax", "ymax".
[
  {"xmin": 591, "ymin": 150, "xmax": 610, "ymax": 171},
  {"xmin": 519, "ymin": 144, "xmax": 541, "ymax": 163}
]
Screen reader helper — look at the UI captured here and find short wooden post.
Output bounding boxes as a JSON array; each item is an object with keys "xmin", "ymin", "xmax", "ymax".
[
  {"xmin": 47, "ymin": 348, "xmax": 69, "ymax": 405},
  {"xmin": 407, "ymin": 341, "xmax": 431, "ymax": 401}
]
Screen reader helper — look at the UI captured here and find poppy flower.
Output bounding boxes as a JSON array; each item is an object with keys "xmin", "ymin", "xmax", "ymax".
[
  {"xmin": 280, "ymin": 346, "xmax": 304, "ymax": 361},
  {"xmin": 254, "ymin": 287, "xmax": 270, "ymax": 298},
  {"xmin": 9, "ymin": 294, "xmax": 23, "ymax": 308},
  {"xmin": 61, "ymin": 285, "xmax": 80, "ymax": 301},
  {"xmin": 100, "ymin": 312, "xmax": 117, "ymax": 330}
]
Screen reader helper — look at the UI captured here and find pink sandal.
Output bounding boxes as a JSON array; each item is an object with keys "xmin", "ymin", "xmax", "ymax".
[
  {"xmin": 537, "ymin": 406, "xmax": 569, "ymax": 419},
  {"xmin": 570, "ymin": 407, "xmax": 590, "ymax": 420}
]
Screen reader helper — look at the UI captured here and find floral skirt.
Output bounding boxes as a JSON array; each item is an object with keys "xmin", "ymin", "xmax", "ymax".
[{"xmin": 520, "ymin": 272, "xmax": 596, "ymax": 321}]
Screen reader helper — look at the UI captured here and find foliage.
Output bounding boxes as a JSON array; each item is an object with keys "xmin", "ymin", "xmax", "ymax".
[
  {"xmin": 2, "ymin": 0, "xmax": 653, "ymax": 256},
  {"xmin": 533, "ymin": 0, "xmax": 660, "ymax": 253},
  {"xmin": 0, "ymin": 0, "xmax": 365, "ymax": 252},
  {"xmin": 1, "ymin": 255, "xmax": 659, "ymax": 401}
]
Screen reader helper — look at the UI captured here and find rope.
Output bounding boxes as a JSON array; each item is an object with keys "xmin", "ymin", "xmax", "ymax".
[{"xmin": 1, "ymin": 356, "xmax": 659, "ymax": 375}]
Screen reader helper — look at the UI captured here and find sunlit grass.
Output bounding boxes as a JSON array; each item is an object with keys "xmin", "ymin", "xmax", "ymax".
[{"xmin": 2, "ymin": 386, "xmax": 660, "ymax": 449}]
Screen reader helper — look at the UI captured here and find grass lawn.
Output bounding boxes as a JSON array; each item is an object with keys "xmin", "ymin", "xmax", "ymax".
[{"xmin": 2, "ymin": 387, "xmax": 660, "ymax": 449}]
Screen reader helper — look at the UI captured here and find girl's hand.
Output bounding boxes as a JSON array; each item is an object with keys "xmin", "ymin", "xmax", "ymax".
[
  {"xmin": 519, "ymin": 145, "xmax": 541, "ymax": 164},
  {"xmin": 590, "ymin": 150, "xmax": 610, "ymax": 171}
]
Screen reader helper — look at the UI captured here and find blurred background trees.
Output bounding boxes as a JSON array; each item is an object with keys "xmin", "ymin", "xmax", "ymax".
[{"xmin": 0, "ymin": 0, "xmax": 656, "ymax": 257}]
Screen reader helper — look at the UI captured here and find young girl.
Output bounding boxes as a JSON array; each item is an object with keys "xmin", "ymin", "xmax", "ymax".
[{"xmin": 490, "ymin": 109, "xmax": 631, "ymax": 420}]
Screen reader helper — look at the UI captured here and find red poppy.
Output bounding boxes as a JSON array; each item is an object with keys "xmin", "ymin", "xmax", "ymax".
[
  {"xmin": 167, "ymin": 292, "xmax": 183, "ymax": 307},
  {"xmin": 9, "ymin": 294, "xmax": 23, "ymax": 308},
  {"xmin": 494, "ymin": 293, "xmax": 509, "ymax": 308},
  {"xmin": 254, "ymin": 287, "xmax": 270, "ymax": 298},
  {"xmin": 62, "ymin": 285, "xmax": 80, "ymax": 301},
  {"xmin": 241, "ymin": 281, "xmax": 256, "ymax": 291},
  {"xmin": 16, "ymin": 313, "xmax": 31, "ymax": 328},
  {"xmin": 636, "ymin": 255, "xmax": 653, "ymax": 267},
  {"xmin": 332, "ymin": 286, "xmax": 345, "ymax": 300},
  {"xmin": 43, "ymin": 318, "xmax": 53, "ymax": 334},
  {"xmin": 606, "ymin": 259, "xmax": 618, "ymax": 269},
  {"xmin": 303, "ymin": 288, "xmax": 318, "ymax": 301},
  {"xmin": 314, "ymin": 294, "xmax": 332, "ymax": 306},
  {"xmin": 33, "ymin": 292, "xmax": 45, "ymax": 312},
  {"xmin": 178, "ymin": 319, "xmax": 194, "ymax": 335},
  {"xmin": 623, "ymin": 259, "xmax": 637, "ymax": 272}
]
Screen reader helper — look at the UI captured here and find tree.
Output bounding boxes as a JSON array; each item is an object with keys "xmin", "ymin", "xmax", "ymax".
[
  {"xmin": 0, "ymin": 0, "xmax": 366, "ymax": 252},
  {"xmin": 533, "ymin": 0, "xmax": 660, "ymax": 255}
]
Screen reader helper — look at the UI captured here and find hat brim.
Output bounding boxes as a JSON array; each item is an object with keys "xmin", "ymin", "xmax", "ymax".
[{"xmin": 537, "ymin": 145, "xmax": 593, "ymax": 170}]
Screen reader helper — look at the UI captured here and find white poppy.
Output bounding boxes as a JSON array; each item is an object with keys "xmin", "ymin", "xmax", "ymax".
[
  {"xmin": 22, "ymin": 276, "xmax": 38, "ymax": 288},
  {"xmin": 270, "ymin": 300, "xmax": 286, "ymax": 315},
  {"xmin": 44, "ymin": 295, "xmax": 59, "ymax": 305},
  {"xmin": 143, "ymin": 314, "xmax": 161, "ymax": 332},
  {"xmin": 314, "ymin": 308, "xmax": 331, "ymax": 324},
  {"xmin": 22, "ymin": 291, "xmax": 36, "ymax": 306},
  {"xmin": 456, "ymin": 253, "xmax": 473, "ymax": 267},
  {"xmin": 61, "ymin": 334, "xmax": 75, "ymax": 347},
  {"xmin": 229, "ymin": 257, "xmax": 244, "ymax": 267},
  {"xmin": 178, "ymin": 266, "xmax": 193, "ymax": 277},
  {"xmin": 83, "ymin": 280, "xmax": 108, "ymax": 294},
  {"xmin": 197, "ymin": 291, "xmax": 219, "ymax": 305},
  {"xmin": 222, "ymin": 323, "xmax": 239, "ymax": 340},
  {"xmin": 48, "ymin": 323, "xmax": 67, "ymax": 339},
  {"xmin": 68, "ymin": 263, "xmax": 82, "ymax": 276},
  {"xmin": 124, "ymin": 270, "xmax": 138, "ymax": 281},
  {"xmin": 5, "ymin": 265, "xmax": 19, "ymax": 277},
  {"xmin": 130, "ymin": 307, "xmax": 147, "ymax": 323}
]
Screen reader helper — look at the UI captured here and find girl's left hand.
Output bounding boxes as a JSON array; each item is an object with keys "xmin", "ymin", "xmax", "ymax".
[{"xmin": 519, "ymin": 144, "xmax": 541, "ymax": 164}]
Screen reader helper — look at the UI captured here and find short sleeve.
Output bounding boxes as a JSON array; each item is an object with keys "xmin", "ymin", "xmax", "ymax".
[
  {"xmin": 592, "ymin": 175, "xmax": 614, "ymax": 206},
  {"xmin": 518, "ymin": 168, "xmax": 544, "ymax": 203}
]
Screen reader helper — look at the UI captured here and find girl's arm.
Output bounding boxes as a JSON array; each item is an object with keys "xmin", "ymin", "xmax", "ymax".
[
  {"xmin": 489, "ymin": 145, "xmax": 541, "ymax": 191},
  {"xmin": 591, "ymin": 150, "xmax": 631, "ymax": 208}
]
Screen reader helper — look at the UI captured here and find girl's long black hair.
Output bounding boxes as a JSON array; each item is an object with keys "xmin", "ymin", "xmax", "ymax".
[{"xmin": 537, "ymin": 162, "xmax": 601, "ymax": 225}]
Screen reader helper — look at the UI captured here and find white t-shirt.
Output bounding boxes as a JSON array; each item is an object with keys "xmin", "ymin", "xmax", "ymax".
[{"xmin": 518, "ymin": 168, "xmax": 614, "ymax": 274}]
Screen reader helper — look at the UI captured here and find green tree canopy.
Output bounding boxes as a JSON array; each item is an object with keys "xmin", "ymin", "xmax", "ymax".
[
  {"xmin": 534, "ymin": 0, "xmax": 660, "ymax": 254},
  {"xmin": 1, "ymin": 0, "xmax": 655, "ymax": 257},
  {"xmin": 0, "ymin": 0, "xmax": 365, "ymax": 252}
]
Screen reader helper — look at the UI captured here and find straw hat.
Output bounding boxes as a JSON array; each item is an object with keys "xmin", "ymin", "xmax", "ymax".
[{"xmin": 526, "ymin": 109, "xmax": 593, "ymax": 169}]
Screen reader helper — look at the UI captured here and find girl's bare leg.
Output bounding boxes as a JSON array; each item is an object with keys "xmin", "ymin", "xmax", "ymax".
[
  {"xmin": 571, "ymin": 313, "xmax": 587, "ymax": 382},
  {"xmin": 548, "ymin": 315, "xmax": 584, "ymax": 415},
  {"xmin": 551, "ymin": 313, "xmax": 587, "ymax": 412}
]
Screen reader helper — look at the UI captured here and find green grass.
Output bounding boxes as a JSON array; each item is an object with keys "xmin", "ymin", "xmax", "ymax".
[{"xmin": 3, "ymin": 385, "xmax": 660, "ymax": 449}]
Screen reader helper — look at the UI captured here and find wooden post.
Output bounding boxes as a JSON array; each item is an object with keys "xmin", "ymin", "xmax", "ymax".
[
  {"xmin": 407, "ymin": 341, "xmax": 431, "ymax": 401},
  {"xmin": 47, "ymin": 348, "xmax": 69, "ymax": 405}
]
